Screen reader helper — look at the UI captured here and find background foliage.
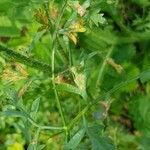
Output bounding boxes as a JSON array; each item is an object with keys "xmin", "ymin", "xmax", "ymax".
[{"xmin": 0, "ymin": 0, "xmax": 150, "ymax": 149}]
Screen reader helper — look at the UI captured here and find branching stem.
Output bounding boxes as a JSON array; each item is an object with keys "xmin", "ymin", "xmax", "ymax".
[{"xmin": 44, "ymin": 0, "xmax": 69, "ymax": 141}]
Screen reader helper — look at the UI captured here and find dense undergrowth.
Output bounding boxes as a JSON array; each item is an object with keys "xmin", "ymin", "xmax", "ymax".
[{"xmin": 0, "ymin": 0, "xmax": 150, "ymax": 149}]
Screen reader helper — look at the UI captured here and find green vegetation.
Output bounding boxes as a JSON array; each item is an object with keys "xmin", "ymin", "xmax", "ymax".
[{"xmin": 0, "ymin": 0, "xmax": 150, "ymax": 149}]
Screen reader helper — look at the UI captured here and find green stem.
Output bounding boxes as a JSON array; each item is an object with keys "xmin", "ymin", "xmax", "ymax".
[
  {"xmin": 51, "ymin": 45, "xmax": 66, "ymax": 129},
  {"xmin": 67, "ymin": 68, "xmax": 150, "ymax": 130},
  {"xmin": 67, "ymin": 105, "xmax": 90, "ymax": 130},
  {"xmin": 27, "ymin": 117, "xmax": 65, "ymax": 130},
  {"xmin": 68, "ymin": 42, "xmax": 72, "ymax": 67},
  {"xmin": 15, "ymin": 106, "xmax": 66, "ymax": 130},
  {"xmin": 43, "ymin": 1, "xmax": 53, "ymax": 34},
  {"xmin": 44, "ymin": 0, "xmax": 69, "ymax": 141},
  {"xmin": 65, "ymin": 37, "xmax": 72, "ymax": 67},
  {"xmin": 32, "ymin": 128, "xmax": 41, "ymax": 149},
  {"xmin": 96, "ymin": 46, "xmax": 114, "ymax": 87}
]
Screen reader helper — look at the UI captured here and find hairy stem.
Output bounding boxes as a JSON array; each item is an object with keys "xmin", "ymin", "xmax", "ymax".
[{"xmin": 0, "ymin": 45, "xmax": 51, "ymax": 74}]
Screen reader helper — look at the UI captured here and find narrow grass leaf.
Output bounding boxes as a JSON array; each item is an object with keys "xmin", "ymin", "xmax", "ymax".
[
  {"xmin": 64, "ymin": 128, "xmax": 86, "ymax": 150},
  {"xmin": 30, "ymin": 97, "xmax": 40, "ymax": 119},
  {"xmin": 2, "ymin": 110, "xmax": 28, "ymax": 118}
]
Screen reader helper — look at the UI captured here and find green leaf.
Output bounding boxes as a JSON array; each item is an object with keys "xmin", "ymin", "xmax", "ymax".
[
  {"xmin": 64, "ymin": 128, "xmax": 86, "ymax": 150},
  {"xmin": 129, "ymin": 96, "xmax": 150, "ymax": 134},
  {"xmin": 86, "ymin": 124, "xmax": 115, "ymax": 150},
  {"xmin": 1, "ymin": 0, "xmax": 41, "ymax": 22},
  {"xmin": 140, "ymin": 70, "xmax": 150, "ymax": 83},
  {"xmin": 119, "ymin": 63, "xmax": 140, "ymax": 92},
  {"xmin": 17, "ymin": 123, "xmax": 31, "ymax": 143},
  {"xmin": 79, "ymin": 28, "xmax": 117, "ymax": 52},
  {"xmin": 30, "ymin": 97, "xmax": 40, "ymax": 119},
  {"xmin": 56, "ymin": 83, "xmax": 86, "ymax": 99},
  {"xmin": 140, "ymin": 136, "xmax": 150, "ymax": 149},
  {"xmin": 89, "ymin": 9, "xmax": 106, "ymax": 26},
  {"xmin": 27, "ymin": 144, "xmax": 35, "ymax": 150},
  {"xmin": 27, "ymin": 128, "xmax": 41, "ymax": 150},
  {"xmin": 113, "ymin": 44, "xmax": 136, "ymax": 63},
  {"xmin": 2, "ymin": 110, "xmax": 28, "ymax": 118},
  {"xmin": 27, "ymin": 30, "xmax": 46, "ymax": 53}
]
